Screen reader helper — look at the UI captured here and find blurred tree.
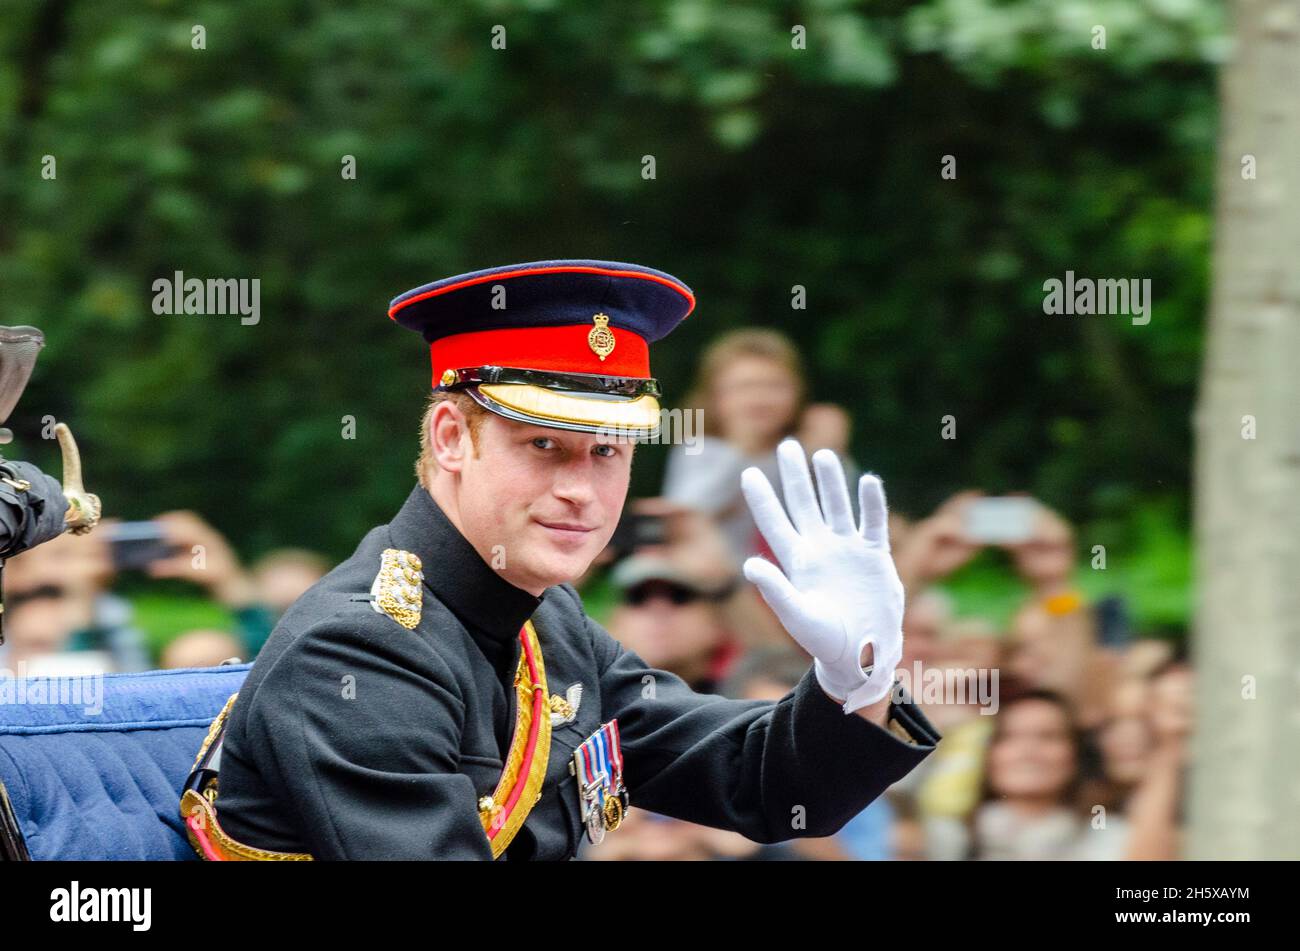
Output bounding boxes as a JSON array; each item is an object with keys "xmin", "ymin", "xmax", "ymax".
[{"xmin": 1190, "ymin": 0, "xmax": 1299, "ymax": 861}]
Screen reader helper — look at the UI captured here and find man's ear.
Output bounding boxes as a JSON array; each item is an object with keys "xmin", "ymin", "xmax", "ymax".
[{"xmin": 430, "ymin": 401, "xmax": 472, "ymax": 473}]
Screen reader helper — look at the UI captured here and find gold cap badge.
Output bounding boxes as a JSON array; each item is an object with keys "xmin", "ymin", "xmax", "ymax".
[{"xmin": 587, "ymin": 313, "xmax": 615, "ymax": 361}]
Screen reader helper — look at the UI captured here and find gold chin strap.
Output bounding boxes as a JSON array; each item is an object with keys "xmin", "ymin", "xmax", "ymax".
[{"xmin": 478, "ymin": 383, "xmax": 660, "ymax": 432}]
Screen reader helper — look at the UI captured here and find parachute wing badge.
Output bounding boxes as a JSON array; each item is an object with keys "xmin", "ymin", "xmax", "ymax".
[
  {"xmin": 371, "ymin": 548, "xmax": 424, "ymax": 629},
  {"xmin": 549, "ymin": 683, "xmax": 582, "ymax": 726}
]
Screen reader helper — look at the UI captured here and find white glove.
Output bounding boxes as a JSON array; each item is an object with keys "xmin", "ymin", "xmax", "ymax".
[{"xmin": 740, "ymin": 439, "xmax": 904, "ymax": 714}]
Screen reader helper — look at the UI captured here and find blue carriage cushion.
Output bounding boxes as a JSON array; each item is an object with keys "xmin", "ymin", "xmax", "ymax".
[{"xmin": 0, "ymin": 664, "xmax": 250, "ymax": 861}]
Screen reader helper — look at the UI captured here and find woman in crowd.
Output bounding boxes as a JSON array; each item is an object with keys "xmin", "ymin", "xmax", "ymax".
[
  {"xmin": 955, "ymin": 689, "xmax": 1130, "ymax": 860},
  {"xmin": 662, "ymin": 328, "xmax": 862, "ymax": 561}
]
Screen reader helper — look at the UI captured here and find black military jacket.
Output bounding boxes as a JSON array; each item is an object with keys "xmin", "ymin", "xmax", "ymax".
[{"xmin": 217, "ymin": 485, "xmax": 941, "ymax": 860}]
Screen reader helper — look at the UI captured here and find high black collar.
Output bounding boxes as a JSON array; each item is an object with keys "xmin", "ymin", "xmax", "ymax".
[{"xmin": 387, "ymin": 485, "xmax": 543, "ymax": 645}]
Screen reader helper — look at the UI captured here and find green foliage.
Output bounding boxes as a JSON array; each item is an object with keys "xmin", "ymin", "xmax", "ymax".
[
  {"xmin": 130, "ymin": 591, "xmax": 237, "ymax": 656},
  {"xmin": 0, "ymin": 1, "xmax": 1219, "ymax": 623}
]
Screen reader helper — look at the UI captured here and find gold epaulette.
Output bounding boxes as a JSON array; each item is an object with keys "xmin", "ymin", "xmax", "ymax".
[{"xmin": 371, "ymin": 548, "xmax": 424, "ymax": 629}]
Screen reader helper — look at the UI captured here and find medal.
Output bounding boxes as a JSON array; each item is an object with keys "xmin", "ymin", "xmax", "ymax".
[{"xmin": 571, "ymin": 719, "xmax": 629, "ymax": 845}]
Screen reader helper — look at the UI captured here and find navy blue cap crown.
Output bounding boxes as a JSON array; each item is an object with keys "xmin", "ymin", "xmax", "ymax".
[{"xmin": 388, "ymin": 259, "xmax": 694, "ymax": 347}]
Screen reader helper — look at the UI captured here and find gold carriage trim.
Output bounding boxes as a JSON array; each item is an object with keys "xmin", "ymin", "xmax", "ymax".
[{"xmin": 477, "ymin": 619, "xmax": 551, "ymax": 858}]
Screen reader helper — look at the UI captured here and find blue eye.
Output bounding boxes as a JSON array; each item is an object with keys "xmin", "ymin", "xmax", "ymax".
[
  {"xmin": 533, "ymin": 437, "xmax": 553, "ymax": 449},
  {"xmin": 594, "ymin": 444, "xmax": 616, "ymax": 458}
]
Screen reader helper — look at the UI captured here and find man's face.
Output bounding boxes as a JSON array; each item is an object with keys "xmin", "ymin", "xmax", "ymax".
[{"xmin": 437, "ymin": 406, "xmax": 633, "ymax": 595}]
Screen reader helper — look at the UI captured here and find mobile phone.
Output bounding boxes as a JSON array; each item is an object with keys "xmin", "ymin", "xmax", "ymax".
[
  {"xmin": 962, "ymin": 497, "xmax": 1039, "ymax": 545},
  {"xmin": 1094, "ymin": 596, "xmax": 1131, "ymax": 649},
  {"xmin": 607, "ymin": 512, "xmax": 668, "ymax": 559},
  {"xmin": 105, "ymin": 521, "xmax": 179, "ymax": 571}
]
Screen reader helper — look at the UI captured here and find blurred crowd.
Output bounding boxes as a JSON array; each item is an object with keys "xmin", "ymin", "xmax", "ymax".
[
  {"xmin": 578, "ymin": 329, "xmax": 1192, "ymax": 862},
  {"xmin": 0, "ymin": 512, "xmax": 327, "ymax": 675},
  {"xmin": 0, "ymin": 327, "xmax": 1192, "ymax": 861}
]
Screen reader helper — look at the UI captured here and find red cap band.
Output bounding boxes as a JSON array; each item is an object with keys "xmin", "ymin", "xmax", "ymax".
[{"xmin": 429, "ymin": 324, "xmax": 650, "ymax": 386}]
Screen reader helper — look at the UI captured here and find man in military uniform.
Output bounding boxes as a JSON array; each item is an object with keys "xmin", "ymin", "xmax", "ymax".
[{"xmin": 188, "ymin": 259, "xmax": 940, "ymax": 860}]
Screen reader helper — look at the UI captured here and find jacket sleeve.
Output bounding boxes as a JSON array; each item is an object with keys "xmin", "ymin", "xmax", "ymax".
[
  {"xmin": 587, "ymin": 612, "xmax": 941, "ymax": 842},
  {"xmin": 242, "ymin": 614, "xmax": 493, "ymax": 860},
  {"xmin": 0, "ymin": 460, "xmax": 68, "ymax": 559}
]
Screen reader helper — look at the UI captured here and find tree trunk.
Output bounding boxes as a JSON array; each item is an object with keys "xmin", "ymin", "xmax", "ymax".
[{"xmin": 1191, "ymin": 0, "xmax": 1300, "ymax": 860}]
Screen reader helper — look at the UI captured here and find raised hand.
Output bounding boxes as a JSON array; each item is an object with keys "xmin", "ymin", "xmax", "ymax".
[{"xmin": 740, "ymin": 439, "xmax": 904, "ymax": 713}]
